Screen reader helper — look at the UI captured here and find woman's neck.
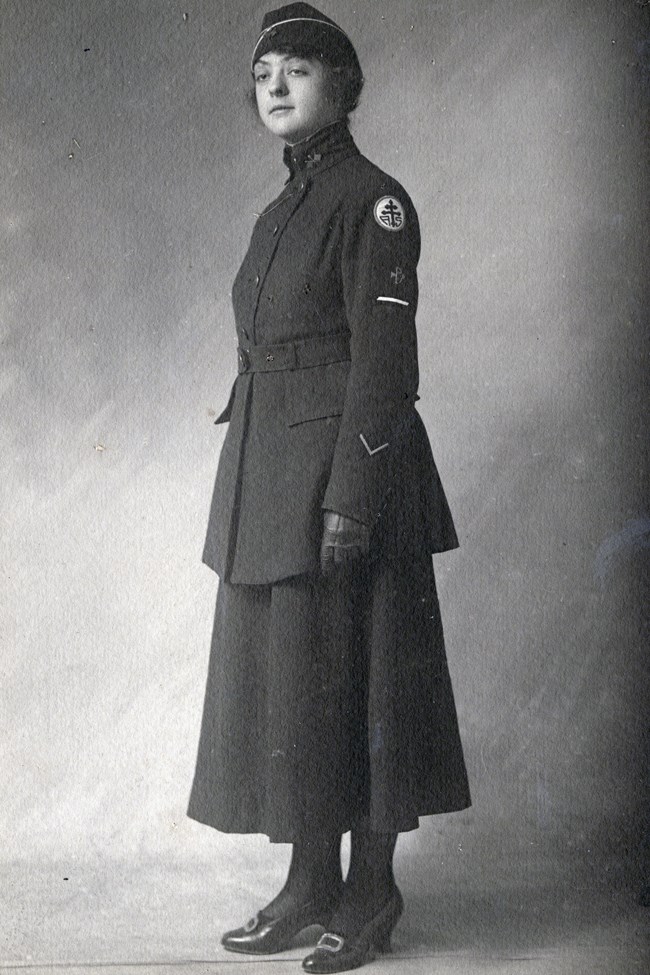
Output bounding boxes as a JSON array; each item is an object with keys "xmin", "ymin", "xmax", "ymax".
[{"xmin": 284, "ymin": 116, "xmax": 346, "ymax": 148}]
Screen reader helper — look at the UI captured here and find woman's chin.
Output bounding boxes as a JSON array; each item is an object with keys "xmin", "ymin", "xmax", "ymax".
[{"xmin": 265, "ymin": 113, "xmax": 308, "ymax": 142}]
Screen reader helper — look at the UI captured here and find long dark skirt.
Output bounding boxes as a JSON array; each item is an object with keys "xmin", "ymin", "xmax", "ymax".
[{"xmin": 187, "ymin": 553, "xmax": 470, "ymax": 842}]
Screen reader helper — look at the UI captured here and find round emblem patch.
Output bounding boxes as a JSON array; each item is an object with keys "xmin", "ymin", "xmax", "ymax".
[{"xmin": 373, "ymin": 196, "xmax": 406, "ymax": 231}]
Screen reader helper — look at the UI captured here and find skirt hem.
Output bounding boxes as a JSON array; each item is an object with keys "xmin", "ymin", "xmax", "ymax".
[{"xmin": 186, "ymin": 796, "xmax": 471, "ymax": 843}]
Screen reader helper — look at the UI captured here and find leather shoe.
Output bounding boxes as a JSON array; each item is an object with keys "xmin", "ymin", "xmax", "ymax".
[
  {"xmin": 302, "ymin": 888, "xmax": 404, "ymax": 972},
  {"xmin": 221, "ymin": 899, "xmax": 335, "ymax": 955}
]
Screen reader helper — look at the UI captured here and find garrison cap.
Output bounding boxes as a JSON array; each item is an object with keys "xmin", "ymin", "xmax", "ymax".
[{"xmin": 251, "ymin": 3, "xmax": 360, "ymax": 73}]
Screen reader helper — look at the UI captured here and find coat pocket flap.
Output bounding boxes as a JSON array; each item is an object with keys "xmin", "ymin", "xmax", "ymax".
[{"xmin": 285, "ymin": 360, "xmax": 350, "ymax": 426}]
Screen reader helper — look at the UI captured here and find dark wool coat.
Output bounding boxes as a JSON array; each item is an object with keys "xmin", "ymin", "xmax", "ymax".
[{"xmin": 202, "ymin": 120, "xmax": 459, "ymax": 585}]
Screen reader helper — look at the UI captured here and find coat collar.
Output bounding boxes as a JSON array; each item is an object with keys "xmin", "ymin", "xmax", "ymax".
[{"xmin": 282, "ymin": 119, "xmax": 359, "ymax": 181}]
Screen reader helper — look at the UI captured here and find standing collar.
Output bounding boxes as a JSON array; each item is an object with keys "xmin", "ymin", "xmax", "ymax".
[{"xmin": 282, "ymin": 119, "xmax": 358, "ymax": 180}]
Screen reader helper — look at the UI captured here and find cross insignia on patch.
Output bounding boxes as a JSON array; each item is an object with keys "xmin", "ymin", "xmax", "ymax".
[
  {"xmin": 374, "ymin": 196, "xmax": 406, "ymax": 231},
  {"xmin": 390, "ymin": 266, "xmax": 405, "ymax": 285}
]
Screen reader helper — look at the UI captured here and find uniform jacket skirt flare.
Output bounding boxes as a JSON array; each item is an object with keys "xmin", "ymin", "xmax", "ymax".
[{"xmin": 187, "ymin": 121, "xmax": 471, "ymax": 842}]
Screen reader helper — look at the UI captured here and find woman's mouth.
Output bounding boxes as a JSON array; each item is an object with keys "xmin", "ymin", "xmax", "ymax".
[{"xmin": 270, "ymin": 106, "xmax": 293, "ymax": 114}]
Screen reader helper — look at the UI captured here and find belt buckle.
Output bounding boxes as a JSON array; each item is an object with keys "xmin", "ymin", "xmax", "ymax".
[{"xmin": 238, "ymin": 347, "xmax": 250, "ymax": 372}]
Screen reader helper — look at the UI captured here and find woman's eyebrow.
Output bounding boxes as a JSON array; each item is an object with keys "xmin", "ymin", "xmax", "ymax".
[{"xmin": 255, "ymin": 54, "xmax": 306, "ymax": 66}]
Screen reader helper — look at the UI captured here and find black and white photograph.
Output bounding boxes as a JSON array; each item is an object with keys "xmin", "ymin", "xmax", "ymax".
[{"xmin": 1, "ymin": 2, "xmax": 648, "ymax": 973}]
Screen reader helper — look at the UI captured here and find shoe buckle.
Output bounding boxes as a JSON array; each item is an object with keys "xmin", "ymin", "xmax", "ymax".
[
  {"xmin": 317, "ymin": 932, "xmax": 345, "ymax": 953},
  {"xmin": 243, "ymin": 914, "xmax": 259, "ymax": 933}
]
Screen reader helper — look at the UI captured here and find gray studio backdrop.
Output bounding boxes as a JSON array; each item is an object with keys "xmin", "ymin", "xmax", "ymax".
[{"xmin": 1, "ymin": 0, "xmax": 648, "ymax": 890}]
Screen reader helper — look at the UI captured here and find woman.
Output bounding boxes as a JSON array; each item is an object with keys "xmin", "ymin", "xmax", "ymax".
[{"xmin": 187, "ymin": 4, "xmax": 471, "ymax": 972}]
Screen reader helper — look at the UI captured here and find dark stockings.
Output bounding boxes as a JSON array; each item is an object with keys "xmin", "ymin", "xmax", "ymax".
[
  {"xmin": 263, "ymin": 833, "xmax": 343, "ymax": 919},
  {"xmin": 328, "ymin": 826, "xmax": 399, "ymax": 939},
  {"xmin": 263, "ymin": 827, "xmax": 399, "ymax": 936}
]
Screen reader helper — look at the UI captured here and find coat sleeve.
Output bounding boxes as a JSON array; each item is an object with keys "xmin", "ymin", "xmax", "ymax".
[{"xmin": 322, "ymin": 180, "xmax": 422, "ymax": 526}]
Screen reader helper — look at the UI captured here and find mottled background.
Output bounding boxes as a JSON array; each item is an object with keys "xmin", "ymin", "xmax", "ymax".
[{"xmin": 1, "ymin": 0, "xmax": 648, "ymax": 968}]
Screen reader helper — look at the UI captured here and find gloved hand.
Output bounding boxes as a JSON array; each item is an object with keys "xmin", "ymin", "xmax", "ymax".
[{"xmin": 320, "ymin": 509, "xmax": 371, "ymax": 574}]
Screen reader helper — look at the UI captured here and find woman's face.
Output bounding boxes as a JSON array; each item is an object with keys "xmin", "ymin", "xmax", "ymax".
[{"xmin": 253, "ymin": 52, "xmax": 341, "ymax": 143}]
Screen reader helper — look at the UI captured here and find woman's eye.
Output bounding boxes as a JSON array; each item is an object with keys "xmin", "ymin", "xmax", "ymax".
[
  {"xmin": 289, "ymin": 68, "xmax": 307, "ymax": 76},
  {"xmin": 254, "ymin": 73, "xmax": 268, "ymax": 83}
]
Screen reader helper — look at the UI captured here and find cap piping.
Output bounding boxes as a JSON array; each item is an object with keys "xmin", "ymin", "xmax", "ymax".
[{"xmin": 251, "ymin": 17, "xmax": 353, "ymax": 69}]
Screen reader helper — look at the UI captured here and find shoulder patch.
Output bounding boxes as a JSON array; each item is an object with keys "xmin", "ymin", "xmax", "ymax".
[{"xmin": 373, "ymin": 196, "xmax": 406, "ymax": 232}]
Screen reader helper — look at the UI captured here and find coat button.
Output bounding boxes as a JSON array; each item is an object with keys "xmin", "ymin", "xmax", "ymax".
[{"xmin": 266, "ymin": 353, "xmax": 274, "ymax": 362}]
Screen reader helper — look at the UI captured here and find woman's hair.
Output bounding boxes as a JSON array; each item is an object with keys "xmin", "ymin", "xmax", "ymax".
[{"xmin": 249, "ymin": 43, "xmax": 364, "ymax": 119}]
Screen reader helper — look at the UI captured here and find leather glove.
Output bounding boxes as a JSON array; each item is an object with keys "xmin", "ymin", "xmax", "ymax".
[{"xmin": 320, "ymin": 509, "xmax": 371, "ymax": 574}]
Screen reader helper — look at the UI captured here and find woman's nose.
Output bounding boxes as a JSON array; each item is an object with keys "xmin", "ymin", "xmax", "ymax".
[{"xmin": 269, "ymin": 72, "xmax": 289, "ymax": 96}]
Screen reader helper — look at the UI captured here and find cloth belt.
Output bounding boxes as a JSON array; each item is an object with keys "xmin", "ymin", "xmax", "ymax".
[{"xmin": 237, "ymin": 331, "xmax": 351, "ymax": 374}]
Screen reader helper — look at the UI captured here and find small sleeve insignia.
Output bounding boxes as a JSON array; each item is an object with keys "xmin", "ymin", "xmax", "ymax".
[
  {"xmin": 373, "ymin": 196, "xmax": 406, "ymax": 231},
  {"xmin": 360, "ymin": 433, "xmax": 390, "ymax": 456}
]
